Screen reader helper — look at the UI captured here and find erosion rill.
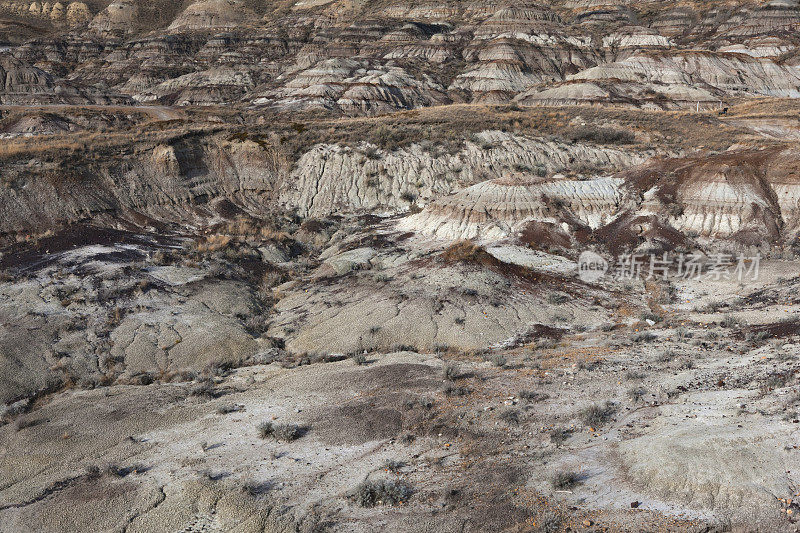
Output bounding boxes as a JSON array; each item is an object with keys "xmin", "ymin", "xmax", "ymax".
[{"xmin": 3, "ymin": 1, "xmax": 800, "ymax": 532}]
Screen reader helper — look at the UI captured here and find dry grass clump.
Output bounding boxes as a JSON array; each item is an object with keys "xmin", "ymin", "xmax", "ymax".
[
  {"xmin": 567, "ymin": 125, "xmax": 636, "ymax": 145},
  {"xmin": 441, "ymin": 240, "xmax": 488, "ymax": 263},
  {"xmin": 221, "ymin": 217, "xmax": 293, "ymax": 242},
  {"xmin": 195, "ymin": 234, "xmax": 232, "ymax": 253}
]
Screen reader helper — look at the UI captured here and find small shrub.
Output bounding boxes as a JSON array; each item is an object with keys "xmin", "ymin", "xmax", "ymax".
[
  {"xmin": 549, "ymin": 427, "xmax": 572, "ymax": 446},
  {"xmin": 548, "ymin": 292, "xmax": 569, "ymax": 305},
  {"xmin": 189, "ymin": 379, "xmax": 216, "ymax": 398},
  {"xmin": 353, "ymin": 353, "xmax": 368, "ymax": 366},
  {"xmin": 762, "ymin": 372, "xmax": 792, "ymax": 392},
  {"xmin": 518, "ymin": 390, "xmax": 549, "ymax": 402},
  {"xmin": 721, "ymin": 315, "xmax": 740, "ymax": 328},
  {"xmin": 536, "ymin": 338, "xmax": 558, "ymax": 350},
  {"xmin": 273, "ymin": 423, "xmax": 305, "ymax": 441},
  {"xmin": 658, "ymin": 349, "xmax": 678, "ymax": 362},
  {"xmin": 746, "ymin": 330, "xmax": 769, "ymax": 345},
  {"xmin": 499, "ymin": 408, "xmax": 522, "ymax": 426},
  {"xmin": 625, "ymin": 369, "xmax": 646, "ymax": 380},
  {"xmin": 258, "ymin": 421, "xmax": 274, "ymax": 439},
  {"xmin": 443, "ymin": 383, "xmax": 469, "ymax": 396},
  {"xmin": 217, "ymin": 404, "xmax": 243, "ymax": 414},
  {"xmin": 258, "ymin": 421, "xmax": 306, "ymax": 441},
  {"xmin": 567, "ymin": 125, "xmax": 635, "ymax": 145},
  {"xmin": 351, "ymin": 479, "xmax": 413, "ymax": 507},
  {"xmin": 628, "ymin": 386, "xmax": 647, "ymax": 403},
  {"xmin": 675, "ymin": 327, "xmax": 692, "ymax": 341},
  {"xmin": 531, "ymin": 508, "xmax": 563, "ymax": 532},
  {"xmin": 579, "ymin": 402, "xmax": 616, "ymax": 427},
  {"xmin": 241, "ymin": 479, "xmax": 272, "ymax": 496},
  {"xmin": 640, "ymin": 311, "xmax": 662, "ymax": 323},
  {"xmin": 105, "ymin": 464, "xmax": 142, "ymax": 477},
  {"xmin": 442, "ymin": 362, "xmax": 460, "ymax": 381},
  {"xmin": 631, "ymin": 331, "xmax": 657, "ymax": 343},
  {"xmin": 382, "ymin": 459, "xmax": 406, "ymax": 473},
  {"xmin": 491, "ymin": 354, "xmax": 507, "ymax": 368},
  {"xmin": 392, "ymin": 344, "xmax": 418, "ymax": 353},
  {"xmin": 577, "ymin": 359, "xmax": 601, "ymax": 371},
  {"xmin": 441, "ymin": 240, "xmax": 486, "ymax": 263},
  {"xmin": 551, "ymin": 469, "xmax": 580, "ymax": 489}
]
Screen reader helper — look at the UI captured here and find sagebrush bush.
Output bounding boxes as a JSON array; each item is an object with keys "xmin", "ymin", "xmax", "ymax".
[
  {"xmin": 580, "ymin": 402, "xmax": 616, "ymax": 427},
  {"xmin": 442, "ymin": 362, "xmax": 460, "ymax": 380},
  {"xmin": 518, "ymin": 389, "xmax": 549, "ymax": 402},
  {"xmin": 550, "ymin": 427, "xmax": 572, "ymax": 446},
  {"xmin": 443, "ymin": 383, "xmax": 469, "ymax": 396},
  {"xmin": 499, "ymin": 408, "xmax": 522, "ymax": 426},
  {"xmin": 491, "ymin": 354, "xmax": 507, "ymax": 367},
  {"xmin": 351, "ymin": 479, "xmax": 412, "ymax": 507},
  {"xmin": 382, "ymin": 459, "xmax": 406, "ymax": 473},
  {"xmin": 258, "ymin": 421, "xmax": 305, "ymax": 441},
  {"xmin": 548, "ymin": 292, "xmax": 569, "ymax": 305},
  {"xmin": 631, "ymin": 331, "xmax": 657, "ymax": 343},
  {"xmin": 551, "ymin": 469, "xmax": 580, "ymax": 489}
]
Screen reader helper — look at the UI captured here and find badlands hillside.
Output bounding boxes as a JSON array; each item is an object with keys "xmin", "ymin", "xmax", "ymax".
[{"xmin": 3, "ymin": 0, "xmax": 800, "ymax": 532}]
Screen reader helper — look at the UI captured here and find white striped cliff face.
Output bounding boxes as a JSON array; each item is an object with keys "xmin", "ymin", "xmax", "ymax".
[
  {"xmin": 395, "ymin": 146, "xmax": 800, "ymax": 252},
  {"xmin": 517, "ymin": 50, "xmax": 800, "ymax": 108},
  {"xmin": 622, "ymin": 148, "xmax": 800, "ymax": 247},
  {"xmin": 280, "ymin": 131, "xmax": 648, "ymax": 219},
  {"xmin": 397, "ymin": 176, "xmax": 624, "ymax": 242}
]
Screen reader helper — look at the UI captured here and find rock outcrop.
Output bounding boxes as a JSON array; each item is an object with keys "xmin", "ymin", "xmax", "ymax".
[
  {"xmin": 254, "ymin": 58, "xmax": 451, "ymax": 113},
  {"xmin": 399, "ymin": 176, "xmax": 624, "ymax": 242},
  {"xmin": 281, "ymin": 131, "xmax": 648, "ymax": 218},
  {"xmin": 65, "ymin": 1, "xmax": 88, "ymax": 27},
  {"xmin": 167, "ymin": 0, "xmax": 255, "ymax": 32},
  {"xmin": 393, "ymin": 144, "xmax": 800, "ymax": 252},
  {"xmin": 89, "ymin": 1, "xmax": 137, "ymax": 35},
  {"xmin": 618, "ymin": 147, "xmax": 800, "ymax": 247},
  {"xmin": 519, "ymin": 50, "xmax": 800, "ymax": 109}
]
